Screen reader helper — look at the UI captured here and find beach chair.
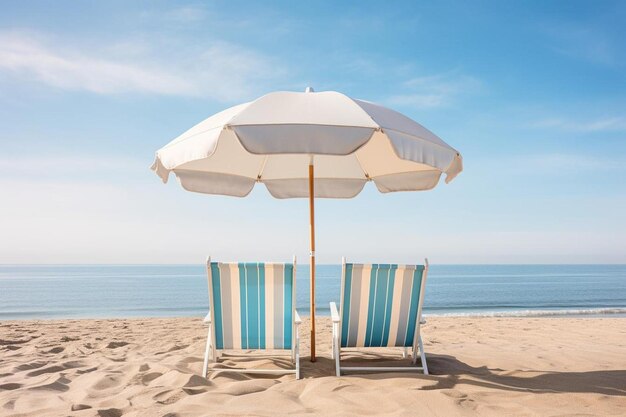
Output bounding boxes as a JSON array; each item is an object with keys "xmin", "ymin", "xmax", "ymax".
[
  {"xmin": 330, "ymin": 257, "xmax": 429, "ymax": 376},
  {"xmin": 202, "ymin": 257, "xmax": 301, "ymax": 379}
]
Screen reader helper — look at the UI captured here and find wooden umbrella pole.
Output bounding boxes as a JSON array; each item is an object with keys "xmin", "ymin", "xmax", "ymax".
[{"xmin": 308, "ymin": 163, "xmax": 316, "ymax": 362}]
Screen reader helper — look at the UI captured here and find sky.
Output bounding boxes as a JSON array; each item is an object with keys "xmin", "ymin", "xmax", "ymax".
[{"xmin": 0, "ymin": 0, "xmax": 625, "ymax": 264}]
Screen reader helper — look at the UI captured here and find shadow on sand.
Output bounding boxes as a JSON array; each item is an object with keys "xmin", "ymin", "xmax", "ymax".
[{"xmin": 296, "ymin": 353, "xmax": 626, "ymax": 396}]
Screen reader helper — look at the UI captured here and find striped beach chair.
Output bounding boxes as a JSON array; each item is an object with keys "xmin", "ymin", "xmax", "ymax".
[
  {"xmin": 330, "ymin": 257, "xmax": 429, "ymax": 376},
  {"xmin": 202, "ymin": 257, "xmax": 301, "ymax": 379}
]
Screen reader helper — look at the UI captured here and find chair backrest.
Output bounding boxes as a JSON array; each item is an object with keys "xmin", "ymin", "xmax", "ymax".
[
  {"xmin": 208, "ymin": 261, "xmax": 295, "ymax": 350},
  {"xmin": 340, "ymin": 263, "xmax": 427, "ymax": 348}
]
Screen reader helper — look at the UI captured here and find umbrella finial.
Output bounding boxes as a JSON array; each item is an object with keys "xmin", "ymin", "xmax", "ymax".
[{"xmin": 305, "ymin": 86, "xmax": 314, "ymax": 93}]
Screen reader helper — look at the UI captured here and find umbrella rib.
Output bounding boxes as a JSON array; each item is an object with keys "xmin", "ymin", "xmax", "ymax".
[
  {"xmin": 160, "ymin": 125, "xmax": 223, "ymax": 150},
  {"xmin": 353, "ymin": 152, "xmax": 371, "ymax": 180},
  {"xmin": 257, "ymin": 156, "xmax": 268, "ymax": 181},
  {"xmin": 172, "ymin": 168, "xmax": 256, "ymax": 180},
  {"xmin": 371, "ymin": 168, "xmax": 441, "ymax": 179},
  {"xmin": 382, "ymin": 127, "xmax": 460, "ymax": 154}
]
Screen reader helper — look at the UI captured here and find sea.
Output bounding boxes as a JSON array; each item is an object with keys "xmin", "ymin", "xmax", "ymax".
[{"xmin": 1, "ymin": 264, "xmax": 625, "ymax": 320}]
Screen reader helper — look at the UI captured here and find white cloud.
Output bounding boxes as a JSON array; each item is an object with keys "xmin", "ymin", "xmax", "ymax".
[
  {"xmin": 161, "ymin": 5, "xmax": 208, "ymax": 22},
  {"xmin": 0, "ymin": 30, "xmax": 283, "ymax": 101},
  {"xmin": 531, "ymin": 116, "xmax": 626, "ymax": 133},
  {"xmin": 386, "ymin": 72, "xmax": 481, "ymax": 109},
  {"xmin": 520, "ymin": 153, "xmax": 623, "ymax": 172},
  {"xmin": 483, "ymin": 153, "xmax": 626, "ymax": 177},
  {"xmin": 543, "ymin": 23, "xmax": 619, "ymax": 67}
]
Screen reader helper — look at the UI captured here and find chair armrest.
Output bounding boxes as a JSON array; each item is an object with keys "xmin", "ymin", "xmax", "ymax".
[
  {"xmin": 330, "ymin": 302, "xmax": 340, "ymax": 323},
  {"xmin": 204, "ymin": 311, "xmax": 211, "ymax": 323},
  {"xmin": 294, "ymin": 310, "xmax": 302, "ymax": 324}
]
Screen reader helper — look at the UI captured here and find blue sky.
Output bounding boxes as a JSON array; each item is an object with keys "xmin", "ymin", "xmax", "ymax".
[{"xmin": 0, "ymin": 1, "xmax": 624, "ymax": 264}]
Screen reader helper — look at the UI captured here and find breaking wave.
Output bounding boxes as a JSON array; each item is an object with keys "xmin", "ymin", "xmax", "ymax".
[{"xmin": 425, "ymin": 307, "xmax": 626, "ymax": 318}]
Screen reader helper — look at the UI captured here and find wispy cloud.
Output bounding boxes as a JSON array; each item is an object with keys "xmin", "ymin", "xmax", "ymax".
[
  {"xmin": 518, "ymin": 153, "xmax": 623, "ymax": 172},
  {"xmin": 531, "ymin": 116, "xmax": 626, "ymax": 133},
  {"xmin": 159, "ymin": 5, "xmax": 208, "ymax": 22},
  {"xmin": 0, "ymin": 30, "xmax": 284, "ymax": 101},
  {"xmin": 540, "ymin": 21, "xmax": 621, "ymax": 67},
  {"xmin": 385, "ymin": 71, "xmax": 481, "ymax": 109}
]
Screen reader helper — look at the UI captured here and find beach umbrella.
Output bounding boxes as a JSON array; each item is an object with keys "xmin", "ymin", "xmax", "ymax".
[{"xmin": 151, "ymin": 88, "xmax": 463, "ymax": 361}]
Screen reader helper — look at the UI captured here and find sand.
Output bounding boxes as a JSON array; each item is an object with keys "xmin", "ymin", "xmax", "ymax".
[{"xmin": 0, "ymin": 317, "xmax": 624, "ymax": 417}]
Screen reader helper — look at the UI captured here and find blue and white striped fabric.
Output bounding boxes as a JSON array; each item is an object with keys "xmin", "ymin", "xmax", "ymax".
[
  {"xmin": 208, "ymin": 262, "xmax": 294, "ymax": 350},
  {"xmin": 340, "ymin": 263, "xmax": 425, "ymax": 348}
]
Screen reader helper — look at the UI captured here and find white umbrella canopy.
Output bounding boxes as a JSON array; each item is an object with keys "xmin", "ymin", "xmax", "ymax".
[
  {"xmin": 151, "ymin": 88, "xmax": 463, "ymax": 361},
  {"xmin": 151, "ymin": 90, "xmax": 462, "ymax": 197}
]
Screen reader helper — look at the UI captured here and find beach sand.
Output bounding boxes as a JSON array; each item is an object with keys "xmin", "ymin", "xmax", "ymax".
[{"xmin": 1, "ymin": 317, "xmax": 624, "ymax": 416}]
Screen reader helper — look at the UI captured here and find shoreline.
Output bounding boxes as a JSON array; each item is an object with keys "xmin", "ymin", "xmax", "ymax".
[{"xmin": 2, "ymin": 306, "xmax": 626, "ymax": 322}]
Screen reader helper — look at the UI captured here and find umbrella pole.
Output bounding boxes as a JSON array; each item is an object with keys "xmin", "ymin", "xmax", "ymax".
[{"xmin": 308, "ymin": 163, "xmax": 316, "ymax": 362}]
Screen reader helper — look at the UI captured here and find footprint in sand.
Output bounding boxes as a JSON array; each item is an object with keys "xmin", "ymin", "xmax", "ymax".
[
  {"xmin": 141, "ymin": 372, "xmax": 163, "ymax": 385},
  {"xmin": 30, "ymin": 376, "xmax": 70, "ymax": 392},
  {"xmin": 14, "ymin": 361, "xmax": 48, "ymax": 372},
  {"xmin": 60, "ymin": 336, "xmax": 80, "ymax": 342},
  {"xmin": 97, "ymin": 408, "xmax": 123, "ymax": 417},
  {"xmin": 26, "ymin": 365, "xmax": 65, "ymax": 377},
  {"xmin": 76, "ymin": 366, "xmax": 99, "ymax": 375},
  {"xmin": 106, "ymin": 341, "xmax": 129, "ymax": 349},
  {"xmin": 153, "ymin": 389, "xmax": 185, "ymax": 405},
  {"xmin": 0, "ymin": 383, "xmax": 22, "ymax": 391},
  {"xmin": 0, "ymin": 338, "xmax": 31, "ymax": 345},
  {"xmin": 3, "ymin": 345, "xmax": 21, "ymax": 351},
  {"xmin": 45, "ymin": 346, "xmax": 65, "ymax": 354},
  {"xmin": 92, "ymin": 374, "xmax": 125, "ymax": 390},
  {"xmin": 26, "ymin": 361, "xmax": 84, "ymax": 377}
]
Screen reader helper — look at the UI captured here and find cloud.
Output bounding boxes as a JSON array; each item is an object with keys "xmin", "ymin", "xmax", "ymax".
[
  {"xmin": 523, "ymin": 154, "xmax": 622, "ymax": 172},
  {"xmin": 160, "ymin": 5, "xmax": 207, "ymax": 22},
  {"xmin": 540, "ymin": 21, "xmax": 621, "ymax": 67},
  {"xmin": 500, "ymin": 153, "xmax": 625, "ymax": 175},
  {"xmin": 0, "ymin": 30, "xmax": 283, "ymax": 101},
  {"xmin": 555, "ymin": 31, "xmax": 615, "ymax": 66},
  {"xmin": 531, "ymin": 116, "xmax": 626, "ymax": 133},
  {"xmin": 385, "ymin": 72, "xmax": 481, "ymax": 109}
]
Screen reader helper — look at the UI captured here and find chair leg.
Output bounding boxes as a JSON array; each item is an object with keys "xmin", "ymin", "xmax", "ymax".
[
  {"xmin": 295, "ymin": 324, "xmax": 301, "ymax": 380},
  {"xmin": 291, "ymin": 322, "xmax": 297, "ymax": 365},
  {"xmin": 418, "ymin": 335, "xmax": 428, "ymax": 375},
  {"xmin": 334, "ymin": 334, "xmax": 341, "ymax": 377},
  {"xmin": 331, "ymin": 324, "xmax": 336, "ymax": 360},
  {"xmin": 202, "ymin": 324, "xmax": 212, "ymax": 378},
  {"xmin": 402, "ymin": 347, "xmax": 408, "ymax": 358}
]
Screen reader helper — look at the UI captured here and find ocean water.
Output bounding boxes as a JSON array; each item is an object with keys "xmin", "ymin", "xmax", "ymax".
[{"xmin": 1, "ymin": 265, "xmax": 625, "ymax": 320}]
